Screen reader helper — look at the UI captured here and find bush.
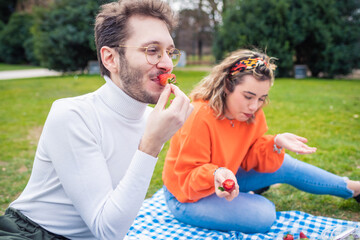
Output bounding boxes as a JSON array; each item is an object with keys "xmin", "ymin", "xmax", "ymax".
[
  {"xmin": 214, "ymin": 0, "xmax": 360, "ymax": 78},
  {"xmin": 0, "ymin": 0, "xmax": 16, "ymax": 24},
  {"xmin": 0, "ymin": 13, "xmax": 35, "ymax": 64},
  {"xmin": 31, "ymin": 0, "xmax": 107, "ymax": 72}
]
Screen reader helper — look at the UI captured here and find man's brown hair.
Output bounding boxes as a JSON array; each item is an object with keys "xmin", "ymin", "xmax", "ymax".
[{"xmin": 94, "ymin": 0, "xmax": 177, "ymax": 76}]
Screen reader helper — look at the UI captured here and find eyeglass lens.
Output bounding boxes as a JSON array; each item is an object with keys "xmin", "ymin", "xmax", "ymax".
[{"xmin": 146, "ymin": 44, "xmax": 180, "ymax": 66}]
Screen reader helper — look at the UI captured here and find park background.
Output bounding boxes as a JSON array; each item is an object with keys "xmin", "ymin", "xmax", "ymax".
[{"xmin": 0, "ymin": 0, "xmax": 359, "ymax": 221}]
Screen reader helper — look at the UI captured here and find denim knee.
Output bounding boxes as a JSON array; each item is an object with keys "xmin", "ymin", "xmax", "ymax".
[
  {"xmin": 250, "ymin": 201, "xmax": 276, "ymax": 233},
  {"xmin": 237, "ymin": 197, "xmax": 276, "ymax": 233}
]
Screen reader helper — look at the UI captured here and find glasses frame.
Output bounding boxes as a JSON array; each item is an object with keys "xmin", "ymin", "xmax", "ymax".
[{"xmin": 114, "ymin": 44, "xmax": 181, "ymax": 67}]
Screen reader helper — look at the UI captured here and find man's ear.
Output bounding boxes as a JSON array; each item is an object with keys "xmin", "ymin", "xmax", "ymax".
[{"xmin": 100, "ymin": 46, "xmax": 120, "ymax": 74}]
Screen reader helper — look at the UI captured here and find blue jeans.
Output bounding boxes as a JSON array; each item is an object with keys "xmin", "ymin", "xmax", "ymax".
[{"xmin": 163, "ymin": 154, "xmax": 353, "ymax": 233}]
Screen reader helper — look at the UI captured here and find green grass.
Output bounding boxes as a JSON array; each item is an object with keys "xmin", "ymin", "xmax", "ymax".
[
  {"xmin": 1, "ymin": 73, "xmax": 359, "ymax": 222},
  {"xmin": 187, "ymin": 54, "xmax": 215, "ymax": 62},
  {"xmin": 0, "ymin": 63, "xmax": 42, "ymax": 71}
]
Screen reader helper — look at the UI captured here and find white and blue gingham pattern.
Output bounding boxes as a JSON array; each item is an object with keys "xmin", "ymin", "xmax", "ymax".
[{"xmin": 126, "ymin": 189, "xmax": 359, "ymax": 240}]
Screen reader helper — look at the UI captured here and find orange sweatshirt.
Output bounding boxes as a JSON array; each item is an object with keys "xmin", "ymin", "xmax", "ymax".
[{"xmin": 162, "ymin": 100, "xmax": 285, "ymax": 203}]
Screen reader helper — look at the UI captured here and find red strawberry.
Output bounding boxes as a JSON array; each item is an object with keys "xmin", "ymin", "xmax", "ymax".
[
  {"xmin": 158, "ymin": 73, "xmax": 176, "ymax": 86},
  {"xmin": 299, "ymin": 232, "xmax": 309, "ymax": 239},
  {"xmin": 222, "ymin": 179, "xmax": 235, "ymax": 192},
  {"xmin": 283, "ymin": 233, "xmax": 294, "ymax": 240}
]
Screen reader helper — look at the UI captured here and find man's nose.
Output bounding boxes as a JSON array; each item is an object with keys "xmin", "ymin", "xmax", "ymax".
[{"xmin": 156, "ymin": 52, "xmax": 173, "ymax": 73}]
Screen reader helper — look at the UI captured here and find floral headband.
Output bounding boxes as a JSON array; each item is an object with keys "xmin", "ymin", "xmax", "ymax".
[{"xmin": 229, "ymin": 57, "xmax": 269, "ymax": 76}]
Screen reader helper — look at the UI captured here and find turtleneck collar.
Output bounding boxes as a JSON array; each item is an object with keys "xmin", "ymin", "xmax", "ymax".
[{"xmin": 97, "ymin": 76, "xmax": 148, "ymax": 120}]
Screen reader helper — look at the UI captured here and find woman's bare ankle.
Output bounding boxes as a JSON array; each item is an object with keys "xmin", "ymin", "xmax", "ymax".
[{"xmin": 346, "ymin": 180, "xmax": 360, "ymax": 197}]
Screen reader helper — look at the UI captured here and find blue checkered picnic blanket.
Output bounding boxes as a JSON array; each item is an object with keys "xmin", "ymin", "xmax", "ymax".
[{"xmin": 126, "ymin": 189, "xmax": 359, "ymax": 239}]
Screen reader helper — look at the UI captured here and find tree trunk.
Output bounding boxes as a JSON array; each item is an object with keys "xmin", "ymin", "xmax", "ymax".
[{"xmin": 198, "ymin": 38, "xmax": 203, "ymax": 60}]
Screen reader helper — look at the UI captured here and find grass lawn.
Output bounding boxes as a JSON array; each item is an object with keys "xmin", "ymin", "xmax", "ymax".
[
  {"xmin": 0, "ymin": 72, "xmax": 359, "ymax": 222},
  {"xmin": 0, "ymin": 63, "xmax": 42, "ymax": 71}
]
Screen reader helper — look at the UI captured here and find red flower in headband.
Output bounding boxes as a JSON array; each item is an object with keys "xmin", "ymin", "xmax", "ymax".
[{"xmin": 230, "ymin": 58, "xmax": 269, "ymax": 76}]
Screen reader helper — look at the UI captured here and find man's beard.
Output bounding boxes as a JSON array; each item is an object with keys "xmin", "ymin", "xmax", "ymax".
[{"xmin": 119, "ymin": 55, "xmax": 160, "ymax": 104}]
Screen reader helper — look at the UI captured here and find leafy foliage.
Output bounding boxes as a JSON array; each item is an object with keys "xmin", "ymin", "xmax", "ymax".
[
  {"xmin": 0, "ymin": 20, "xmax": 4, "ymax": 32},
  {"xmin": 174, "ymin": 8, "xmax": 213, "ymax": 59},
  {"xmin": 214, "ymin": 0, "xmax": 360, "ymax": 77},
  {"xmin": 0, "ymin": 12, "xmax": 36, "ymax": 64},
  {"xmin": 31, "ymin": 0, "xmax": 109, "ymax": 72},
  {"xmin": 0, "ymin": 0, "xmax": 16, "ymax": 24}
]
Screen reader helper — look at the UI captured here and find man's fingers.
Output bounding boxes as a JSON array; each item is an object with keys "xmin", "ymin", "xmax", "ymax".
[
  {"xmin": 154, "ymin": 84, "xmax": 171, "ymax": 110},
  {"xmin": 166, "ymin": 85, "xmax": 193, "ymax": 124},
  {"xmin": 177, "ymin": 99, "xmax": 192, "ymax": 122},
  {"xmin": 167, "ymin": 84, "xmax": 189, "ymax": 111},
  {"xmin": 169, "ymin": 84, "xmax": 183, "ymax": 96}
]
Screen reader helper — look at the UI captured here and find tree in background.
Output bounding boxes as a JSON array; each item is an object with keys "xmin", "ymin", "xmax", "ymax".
[
  {"xmin": 0, "ymin": 20, "xmax": 4, "ymax": 34},
  {"xmin": 0, "ymin": 0, "xmax": 52, "ymax": 65},
  {"xmin": 167, "ymin": 0, "xmax": 235, "ymax": 61},
  {"xmin": 290, "ymin": 0, "xmax": 360, "ymax": 77},
  {"xmin": 0, "ymin": 0, "xmax": 17, "ymax": 56},
  {"xmin": 1, "ymin": 0, "xmax": 358, "ymax": 75},
  {"xmin": 213, "ymin": 0, "xmax": 360, "ymax": 77},
  {"xmin": 167, "ymin": 0, "xmax": 233, "ymax": 28},
  {"xmin": 0, "ymin": 0, "xmax": 17, "ymax": 24},
  {"xmin": 31, "ymin": 0, "xmax": 103, "ymax": 72},
  {"xmin": 0, "ymin": 12, "xmax": 37, "ymax": 64},
  {"xmin": 15, "ymin": 0, "xmax": 53, "ymax": 12},
  {"xmin": 174, "ymin": 8, "xmax": 213, "ymax": 61},
  {"xmin": 213, "ymin": 0, "xmax": 294, "ymax": 76}
]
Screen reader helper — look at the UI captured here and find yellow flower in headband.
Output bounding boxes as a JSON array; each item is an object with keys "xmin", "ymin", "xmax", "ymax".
[{"xmin": 230, "ymin": 58, "xmax": 269, "ymax": 76}]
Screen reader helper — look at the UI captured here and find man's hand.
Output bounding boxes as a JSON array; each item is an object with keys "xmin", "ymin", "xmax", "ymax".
[
  {"xmin": 139, "ymin": 84, "xmax": 193, "ymax": 157},
  {"xmin": 214, "ymin": 168, "xmax": 239, "ymax": 201},
  {"xmin": 275, "ymin": 133, "xmax": 317, "ymax": 155}
]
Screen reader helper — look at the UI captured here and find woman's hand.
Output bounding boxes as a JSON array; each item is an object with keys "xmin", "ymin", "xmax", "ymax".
[
  {"xmin": 275, "ymin": 133, "xmax": 317, "ymax": 155},
  {"xmin": 214, "ymin": 167, "xmax": 239, "ymax": 201}
]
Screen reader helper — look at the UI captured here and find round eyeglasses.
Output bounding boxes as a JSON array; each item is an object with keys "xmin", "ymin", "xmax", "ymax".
[{"xmin": 115, "ymin": 44, "xmax": 181, "ymax": 67}]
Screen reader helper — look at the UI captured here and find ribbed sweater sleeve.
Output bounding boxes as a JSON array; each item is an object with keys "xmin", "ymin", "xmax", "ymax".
[{"xmin": 42, "ymin": 99, "xmax": 157, "ymax": 239}]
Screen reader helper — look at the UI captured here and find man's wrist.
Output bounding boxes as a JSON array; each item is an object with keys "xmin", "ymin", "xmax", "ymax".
[{"xmin": 138, "ymin": 138, "xmax": 161, "ymax": 157}]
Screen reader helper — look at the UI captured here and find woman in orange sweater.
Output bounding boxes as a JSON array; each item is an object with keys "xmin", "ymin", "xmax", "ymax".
[{"xmin": 162, "ymin": 49, "xmax": 360, "ymax": 233}]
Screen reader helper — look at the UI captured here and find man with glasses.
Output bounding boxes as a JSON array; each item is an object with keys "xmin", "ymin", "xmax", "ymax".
[{"xmin": 0, "ymin": 0, "xmax": 193, "ymax": 239}]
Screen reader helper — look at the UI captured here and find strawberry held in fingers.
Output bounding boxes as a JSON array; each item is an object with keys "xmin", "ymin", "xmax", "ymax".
[
  {"xmin": 219, "ymin": 179, "xmax": 235, "ymax": 193},
  {"xmin": 158, "ymin": 73, "xmax": 176, "ymax": 86}
]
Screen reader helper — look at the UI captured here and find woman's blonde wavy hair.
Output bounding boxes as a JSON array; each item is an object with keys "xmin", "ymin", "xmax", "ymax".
[{"xmin": 190, "ymin": 49, "xmax": 276, "ymax": 121}]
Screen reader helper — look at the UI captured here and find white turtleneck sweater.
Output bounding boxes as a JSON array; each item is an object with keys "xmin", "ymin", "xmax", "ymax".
[{"xmin": 10, "ymin": 76, "xmax": 157, "ymax": 240}]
